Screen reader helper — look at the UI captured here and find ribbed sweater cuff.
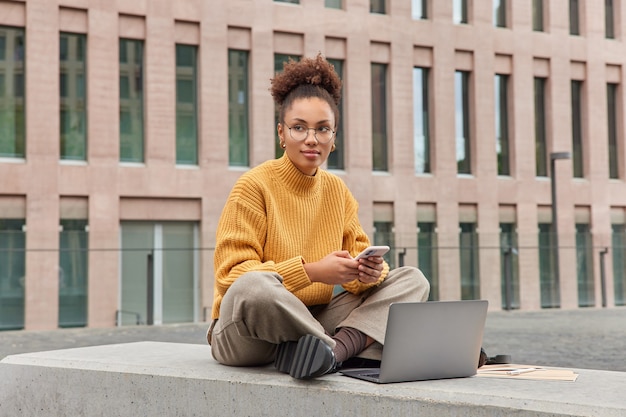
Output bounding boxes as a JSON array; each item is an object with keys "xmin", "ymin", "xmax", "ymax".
[{"xmin": 276, "ymin": 256, "xmax": 310, "ymax": 293}]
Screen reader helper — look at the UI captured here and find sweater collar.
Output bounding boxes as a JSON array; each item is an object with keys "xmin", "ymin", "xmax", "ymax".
[{"xmin": 274, "ymin": 153, "xmax": 322, "ymax": 196}]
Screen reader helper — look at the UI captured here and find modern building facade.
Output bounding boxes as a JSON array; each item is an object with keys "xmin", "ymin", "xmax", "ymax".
[{"xmin": 1, "ymin": 0, "xmax": 626, "ymax": 331}]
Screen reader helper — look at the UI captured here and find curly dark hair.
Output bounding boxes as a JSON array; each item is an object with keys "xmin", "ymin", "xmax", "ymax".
[{"xmin": 270, "ymin": 53, "xmax": 342, "ymax": 127}]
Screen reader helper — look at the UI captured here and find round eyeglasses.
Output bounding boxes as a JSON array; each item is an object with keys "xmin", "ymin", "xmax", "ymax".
[{"xmin": 283, "ymin": 123, "xmax": 336, "ymax": 144}]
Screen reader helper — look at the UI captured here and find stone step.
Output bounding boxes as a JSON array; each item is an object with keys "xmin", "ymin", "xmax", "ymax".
[{"xmin": 1, "ymin": 341, "xmax": 625, "ymax": 416}]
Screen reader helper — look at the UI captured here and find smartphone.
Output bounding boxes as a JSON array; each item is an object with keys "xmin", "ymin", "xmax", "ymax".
[{"xmin": 354, "ymin": 245, "xmax": 390, "ymax": 260}]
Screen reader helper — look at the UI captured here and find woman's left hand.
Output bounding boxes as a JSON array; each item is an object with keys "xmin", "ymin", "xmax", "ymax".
[{"xmin": 357, "ymin": 256, "xmax": 384, "ymax": 284}]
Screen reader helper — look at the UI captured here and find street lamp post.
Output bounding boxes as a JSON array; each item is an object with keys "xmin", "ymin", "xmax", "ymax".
[{"xmin": 550, "ymin": 151, "xmax": 571, "ymax": 308}]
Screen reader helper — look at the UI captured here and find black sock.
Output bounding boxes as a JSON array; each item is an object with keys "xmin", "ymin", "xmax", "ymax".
[{"xmin": 332, "ymin": 327, "xmax": 368, "ymax": 363}]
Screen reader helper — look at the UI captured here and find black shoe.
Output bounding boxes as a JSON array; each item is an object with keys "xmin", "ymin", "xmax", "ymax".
[
  {"xmin": 274, "ymin": 334, "xmax": 336, "ymax": 379},
  {"xmin": 274, "ymin": 341, "xmax": 298, "ymax": 374}
]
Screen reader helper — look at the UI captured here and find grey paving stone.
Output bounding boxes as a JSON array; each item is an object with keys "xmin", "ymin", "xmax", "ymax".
[{"xmin": 2, "ymin": 307, "xmax": 625, "ymax": 372}]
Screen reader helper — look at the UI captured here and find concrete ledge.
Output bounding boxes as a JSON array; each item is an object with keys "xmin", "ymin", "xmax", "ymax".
[{"xmin": 1, "ymin": 342, "xmax": 625, "ymax": 417}]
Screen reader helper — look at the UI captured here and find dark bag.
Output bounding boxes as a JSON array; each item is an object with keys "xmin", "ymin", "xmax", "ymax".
[{"xmin": 479, "ymin": 347, "xmax": 511, "ymax": 368}]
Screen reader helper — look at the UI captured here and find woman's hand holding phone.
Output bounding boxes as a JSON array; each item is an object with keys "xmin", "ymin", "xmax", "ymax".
[
  {"xmin": 353, "ymin": 246, "xmax": 388, "ymax": 284},
  {"xmin": 353, "ymin": 245, "xmax": 390, "ymax": 260}
]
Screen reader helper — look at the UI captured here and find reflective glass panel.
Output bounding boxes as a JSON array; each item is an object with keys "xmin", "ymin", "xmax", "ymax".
[
  {"xmin": 119, "ymin": 39, "xmax": 144, "ymax": 163},
  {"xmin": 576, "ymin": 224, "xmax": 595, "ymax": 307},
  {"xmin": 535, "ymin": 77, "xmax": 548, "ymax": 176},
  {"xmin": 0, "ymin": 219, "xmax": 25, "ymax": 330},
  {"xmin": 538, "ymin": 223, "xmax": 559, "ymax": 308},
  {"xmin": 60, "ymin": 33, "xmax": 87, "ymax": 161},
  {"xmin": 500, "ymin": 223, "xmax": 519, "ymax": 309},
  {"xmin": 612, "ymin": 224, "xmax": 626, "ymax": 306},
  {"xmin": 325, "ymin": 0, "xmax": 342, "ymax": 8},
  {"xmin": 176, "ymin": 44, "xmax": 198, "ymax": 165},
  {"xmin": 607, "ymin": 83, "xmax": 619, "ymax": 179},
  {"xmin": 0, "ymin": 26, "xmax": 25, "ymax": 158},
  {"xmin": 418, "ymin": 222, "xmax": 438, "ymax": 300},
  {"xmin": 371, "ymin": 63, "xmax": 388, "ymax": 171},
  {"xmin": 59, "ymin": 219, "xmax": 88, "ymax": 327},
  {"xmin": 228, "ymin": 49, "xmax": 249, "ymax": 167},
  {"xmin": 459, "ymin": 222, "xmax": 480, "ymax": 300},
  {"xmin": 455, "ymin": 71, "xmax": 471, "ymax": 174},
  {"xmin": 414, "ymin": 67, "xmax": 430, "ymax": 174},
  {"xmin": 326, "ymin": 58, "xmax": 344, "ymax": 170},
  {"xmin": 495, "ymin": 74, "xmax": 510, "ymax": 175}
]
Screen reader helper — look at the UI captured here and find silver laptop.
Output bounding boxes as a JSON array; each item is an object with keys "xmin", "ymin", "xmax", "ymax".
[{"xmin": 340, "ymin": 300, "xmax": 488, "ymax": 384}]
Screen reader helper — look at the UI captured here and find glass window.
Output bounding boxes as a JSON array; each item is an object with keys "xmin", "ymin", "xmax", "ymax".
[
  {"xmin": 228, "ymin": 49, "xmax": 250, "ymax": 167},
  {"xmin": 570, "ymin": 0, "xmax": 580, "ymax": 35},
  {"xmin": 0, "ymin": 33, "xmax": 5, "ymax": 59},
  {"xmin": 0, "ymin": 219, "xmax": 25, "ymax": 330},
  {"xmin": 0, "ymin": 26, "xmax": 25, "ymax": 159},
  {"xmin": 326, "ymin": 58, "xmax": 345, "ymax": 170},
  {"xmin": 538, "ymin": 222, "xmax": 559, "ymax": 308},
  {"xmin": 576, "ymin": 223, "xmax": 595, "ymax": 307},
  {"xmin": 533, "ymin": 0, "xmax": 544, "ymax": 31},
  {"xmin": 120, "ymin": 222, "xmax": 198, "ymax": 325},
  {"xmin": 60, "ymin": 33, "xmax": 87, "ymax": 161},
  {"xmin": 60, "ymin": 36, "xmax": 68, "ymax": 66},
  {"xmin": 413, "ymin": 67, "xmax": 430, "ymax": 174},
  {"xmin": 606, "ymin": 0, "xmax": 615, "ymax": 39},
  {"xmin": 495, "ymin": 74, "xmax": 510, "ymax": 175},
  {"xmin": 612, "ymin": 223, "xmax": 626, "ymax": 306},
  {"xmin": 274, "ymin": 54, "xmax": 301, "ymax": 159},
  {"xmin": 534, "ymin": 77, "xmax": 548, "ymax": 176},
  {"xmin": 60, "ymin": 74, "xmax": 67, "ymax": 99},
  {"xmin": 459, "ymin": 222, "xmax": 480, "ymax": 300},
  {"xmin": 453, "ymin": 0, "xmax": 468, "ymax": 24},
  {"xmin": 373, "ymin": 221, "xmax": 394, "ymax": 268},
  {"xmin": 371, "ymin": 63, "xmax": 388, "ymax": 171},
  {"xmin": 15, "ymin": 72, "xmax": 24, "ymax": 97},
  {"xmin": 500, "ymin": 223, "xmax": 519, "ymax": 309},
  {"xmin": 162, "ymin": 223, "xmax": 197, "ymax": 323},
  {"xmin": 325, "ymin": 0, "xmax": 342, "ymax": 9},
  {"xmin": 119, "ymin": 222, "xmax": 153, "ymax": 325},
  {"xmin": 417, "ymin": 222, "xmax": 438, "ymax": 300},
  {"xmin": 571, "ymin": 80, "xmax": 584, "ymax": 178},
  {"xmin": 59, "ymin": 219, "xmax": 88, "ymax": 327},
  {"xmin": 370, "ymin": 0, "xmax": 385, "ymax": 14},
  {"xmin": 119, "ymin": 76, "xmax": 130, "ymax": 99},
  {"xmin": 494, "ymin": 0, "xmax": 506, "ymax": 27},
  {"xmin": 119, "ymin": 39, "xmax": 144, "ymax": 163},
  {"xmin": 176, "ymin": 44, "xmax": 198, "ymax": 165},
  {"xmin": 607, "ymin": 83, "xmax": 619, "ymax": 179},
  {"xmin": 455, "ymin": 71, "xmax": 471, "ymax": 174},
  {"xmin": 412, "ymin": 0, "xmax": 428, "ymax": 19}
]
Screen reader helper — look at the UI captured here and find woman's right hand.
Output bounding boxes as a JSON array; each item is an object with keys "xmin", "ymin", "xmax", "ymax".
[{"xmin": 304, "ymin": 251, "xmax": 361, "ymax": 285}]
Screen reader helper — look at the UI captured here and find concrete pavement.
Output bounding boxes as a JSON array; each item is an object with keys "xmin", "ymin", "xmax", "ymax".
[{"xmin": 1, "ymin": 307, "xmax": 625, "ymax": 372}]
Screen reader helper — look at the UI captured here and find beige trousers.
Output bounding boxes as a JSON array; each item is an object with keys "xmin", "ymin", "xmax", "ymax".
[{"xmin": 209, "ymin": 266, "xmax": 430, "ymax": 367}]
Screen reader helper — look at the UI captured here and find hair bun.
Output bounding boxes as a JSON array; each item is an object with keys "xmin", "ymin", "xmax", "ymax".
[{"xmin": 270, "ymin": 53, "xmax": 342, "ymax": 106}]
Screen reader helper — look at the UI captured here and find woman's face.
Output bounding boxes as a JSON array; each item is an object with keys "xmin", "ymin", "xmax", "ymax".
[{"xmin": 277, "ymin": 97, "xmax": 336, "ymax": 176}]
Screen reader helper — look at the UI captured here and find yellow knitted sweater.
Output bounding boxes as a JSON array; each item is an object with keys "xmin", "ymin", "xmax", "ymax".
[{"xmin": 211, "ymin": 154, "xmax": 389, "ymax": 319}]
